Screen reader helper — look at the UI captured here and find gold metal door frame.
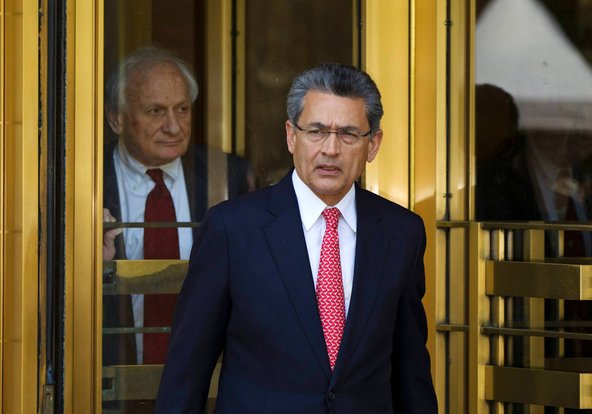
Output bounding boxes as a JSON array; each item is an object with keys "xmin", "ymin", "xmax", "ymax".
[
  {"xmin": 68, "ymin": 1, "xmax": 104, "ymax": 412},
  {"xmin": 1, "ymin": 0, "xmax": 41, "ymax": 412},
  {"xmin": 364, "ymin": 0, "xmax": 448, "ymax": 409},
  {"xmin": 365, "ymin": 0, "xmax": 476, "ymax": 411}
]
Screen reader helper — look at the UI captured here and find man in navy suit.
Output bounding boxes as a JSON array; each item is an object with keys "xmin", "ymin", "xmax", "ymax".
[{"xmin": 156, "ymin": 63, "xmax": 437, "ymax": 413}]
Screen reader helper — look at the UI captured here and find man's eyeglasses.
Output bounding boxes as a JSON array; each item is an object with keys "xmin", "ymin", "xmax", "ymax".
[{"xmin": 291, "ymin": 122, "xmax": 373, "ymax": 145}]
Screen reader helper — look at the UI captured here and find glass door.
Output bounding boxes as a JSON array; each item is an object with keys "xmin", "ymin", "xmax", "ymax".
[
  {"xmin": 473, "ymin": 0, "xmax": 592, "ymax": 413},
  {"xmin": 433, "ymin": 0, "xmax": 592, "ymax": 412},
  {"xmin": 100, "ymin": 1, "xmax": 360, "ymax": 412}
]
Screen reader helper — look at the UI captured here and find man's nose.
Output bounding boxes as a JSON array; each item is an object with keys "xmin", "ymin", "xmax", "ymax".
[
  {"xmin": 162, "ymin": 111, "xmax": 181, "ymax": 134},
  {"xmin": 321, "ymin": 132, "xmax": 341, "ymax": 155}
]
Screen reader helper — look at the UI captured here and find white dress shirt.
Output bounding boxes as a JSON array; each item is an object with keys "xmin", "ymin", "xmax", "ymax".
[
  {"xmin": 112, "ymin": 140, "xmax": 193, "ymax": 363},
  {"xmin": 291, "ymin": 170, "xmax": 356, "ymax": 315}
]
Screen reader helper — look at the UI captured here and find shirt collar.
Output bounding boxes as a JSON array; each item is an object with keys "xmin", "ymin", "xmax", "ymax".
[
  {"xmin": 116, "ymin": 139, "xmax": 182, "ymax": 183},
  {"xmin": 291, "ymin": 169, "xmax": 357, "ymax": 232}
]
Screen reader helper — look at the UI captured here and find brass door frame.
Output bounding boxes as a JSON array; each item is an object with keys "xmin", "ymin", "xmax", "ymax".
[
  {"xmin": 68, "ymin": 0, "xmax": 104, "ymax": 412},
  {"xmin": 1, "ymin": 0, "xmax": 41, "ymax": 413},
  {"xmin": 364, "ymin": 1, "xmax": 455, "ymax": 410},
  {"xmin": 205, "ymin": 0, "xmax": 233, "ymax": 153},
  {"xmin": 362, "ymin": 0, "xmax": 473, "ymax": 412}
]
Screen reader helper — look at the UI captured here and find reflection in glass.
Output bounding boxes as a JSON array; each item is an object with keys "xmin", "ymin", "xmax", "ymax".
[
  {"xmin": 475, "ymin": 1, "xmax": 592, "ymax": 411},
  {"xmin": 476, "ymin": 0, "xmax": 592, "ymax": 235},
  {"xmin": 102, "ymin": 46, "xmax": 253, "ymax": 413}
]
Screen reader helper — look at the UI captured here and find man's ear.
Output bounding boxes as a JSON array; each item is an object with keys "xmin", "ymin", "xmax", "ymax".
[
  {"xmin": 286, "ymin": 120, "xmax": 297, "ymax": 154},
  {"xmin": 366, "ymin": 129, "xmax": 383, "ymax": 163},
  {"xmin": 106, "ymin": 107, "xmax": 124, "ymax": 135}
]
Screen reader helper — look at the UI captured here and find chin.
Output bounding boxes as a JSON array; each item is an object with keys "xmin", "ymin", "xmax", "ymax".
[
  {"xmin": 315, "ymin": 187, "xmax": 342, "ymax": 199},
  {"xmin": 162, "ymin": 149, "xmax": 186, "ymax": 161},
  {"xmin": 148, "ymin": 155, "xmax": 178, "ymax": 166}
]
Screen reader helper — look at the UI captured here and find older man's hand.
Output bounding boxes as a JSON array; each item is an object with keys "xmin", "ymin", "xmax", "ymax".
[{"xmin": 103, "ymin": 208, "xmax": 123, "ymax": 260}]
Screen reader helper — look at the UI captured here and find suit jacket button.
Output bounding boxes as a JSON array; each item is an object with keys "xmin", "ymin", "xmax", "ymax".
[{"xmin": 327, "ymin": 392, "xmax": 336, "ymax": 401}]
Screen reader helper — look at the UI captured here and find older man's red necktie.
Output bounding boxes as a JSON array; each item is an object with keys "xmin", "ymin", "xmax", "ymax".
[
  {"xmin": 143, "ymin": 168, "xmax": 178, "ymax": 364},
  {"xmin": 316, "ymin": 207, "xmax": 346, "ymax": 371}
]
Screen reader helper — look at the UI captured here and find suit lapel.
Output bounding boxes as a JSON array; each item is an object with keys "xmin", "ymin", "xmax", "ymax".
[
  {"xmin": 103, "ymin": 141, "xmax": 127, "ymax": 259},
  {"xmin": 102, "ymin": 141, "xmax": 136, "ymax": 360},
  {"xmin": 263, "ymin": 172, "xmax": 332, "ymax": 380},
  {"xmin": 104, "ymin": 141, "xmax": 122, "ymax": 221},
  {"xmin": 331, "ymin": 187, "xmax": 389, "ymax": 384}
]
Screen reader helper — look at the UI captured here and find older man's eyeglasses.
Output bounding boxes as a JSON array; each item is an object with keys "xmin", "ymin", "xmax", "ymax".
[{"xmin": 291, "ymin": 122, "xmax": 372, "ymax": 145}]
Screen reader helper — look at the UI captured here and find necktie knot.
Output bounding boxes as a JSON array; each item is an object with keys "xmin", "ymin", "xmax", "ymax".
[
  {"xmin": 147, "ymin": 167, "xmax": 164, "ymax": 181},
  {"xmin": 322, "ymin": 207, "xmax": 341, "ymax": 230},
  {"xmin": 147, "ymin": 168, "xmax": 170, "ymax": 199},
  {"xmin": 147, "ymin": 168, "xmax": 166, "ymax": 186}
]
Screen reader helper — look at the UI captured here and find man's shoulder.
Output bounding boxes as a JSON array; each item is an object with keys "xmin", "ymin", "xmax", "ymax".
[{"xmin": 201, "ymin": 184, "xmax": 278, "ymax": 236}]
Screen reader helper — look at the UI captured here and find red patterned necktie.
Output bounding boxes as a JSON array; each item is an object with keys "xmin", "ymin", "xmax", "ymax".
[
  {"xmin": 143, "ymin": 168, "xmax": 179, "ymax": 364},
  {"xmin": 316, "ymin": 207, "xmax": 345, "ymax": 371}
]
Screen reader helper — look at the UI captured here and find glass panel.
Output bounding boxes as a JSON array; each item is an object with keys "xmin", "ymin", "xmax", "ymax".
[
  {"xmin": 475, "ymin": 1, "xmax": 592, "ymax": 411},
  {"xmin": 244, "ymin": 1, "xmax": 354, "ymax": 186},
  {"xmin": 101, "ymin": 2, "xmax": 246, "ymax": 412},
  {"xmin": 475, "ymin": 0, "xmax": 592, "ymax": 241},
  {"xmin": 101, "ymin": 1, "xmax": 356, "ymax": 412}
]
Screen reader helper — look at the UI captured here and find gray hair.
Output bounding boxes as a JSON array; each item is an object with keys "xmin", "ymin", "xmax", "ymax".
[
  {"xmin": 286, "ymin": 63, "xmax": 384, "ymax": 135},
  {"xmin": 105, "ymin": 46, "xmax": 198, "ymax": 114}
]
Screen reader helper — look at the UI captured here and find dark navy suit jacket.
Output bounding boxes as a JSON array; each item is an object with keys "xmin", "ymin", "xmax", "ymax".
[{"xmin": 155, "ymin": 172, "xmax": 437, "ymax": 413}]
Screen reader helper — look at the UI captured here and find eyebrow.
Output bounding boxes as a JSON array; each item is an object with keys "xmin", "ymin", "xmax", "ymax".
[
  {"xmin": 306, "ymin": 122, "xmax": 360, "ymax": 131},
  {"xmin": 141, "ymin": 99, "xmax": 191, "ymax": 110}
]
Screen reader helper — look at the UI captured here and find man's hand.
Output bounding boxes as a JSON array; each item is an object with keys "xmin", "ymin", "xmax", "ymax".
[{"xmin": 103, "ymin": 208, "xmax": 123, "ymax": 260}]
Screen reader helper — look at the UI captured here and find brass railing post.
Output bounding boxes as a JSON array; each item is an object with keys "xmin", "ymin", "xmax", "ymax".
[
  {"xmin": 490, "ymin": 229, "xmax": 505, "ymax": 414},
  {"xmin": 469, "ymin": 222, "xmax": 491, "ymax": 413},
  {"xmin": 523, "ymin": 229, "xmax": 545, "ymax": 414}
]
